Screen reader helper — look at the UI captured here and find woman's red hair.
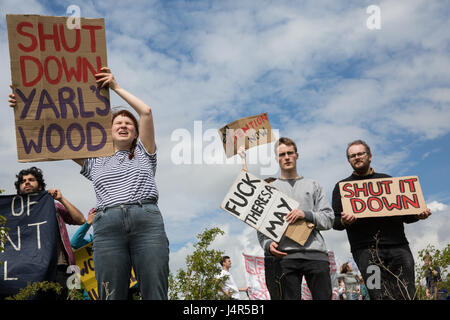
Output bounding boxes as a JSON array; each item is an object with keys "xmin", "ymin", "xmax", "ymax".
[{"xmin": 112, "ymin": 109, "xmax": 139, "ymax": 160}]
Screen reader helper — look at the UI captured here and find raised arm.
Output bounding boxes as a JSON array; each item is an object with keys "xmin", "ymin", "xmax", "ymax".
[
  {"xmin": 238, "ymin": 146, "xmax": 248, "ymax": 172},
  {"xmin": 96, "ymin": 67, "xmax": 156, "ymax": 154},
  {"xmin": 48, "ymin": 189, "xmax": 85, "ymax": 225}
]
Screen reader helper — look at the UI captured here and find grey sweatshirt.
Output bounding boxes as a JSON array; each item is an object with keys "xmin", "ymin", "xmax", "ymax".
[{"xmin": 257, "ymin": 177, "xmax": 334, "ymax": 261}]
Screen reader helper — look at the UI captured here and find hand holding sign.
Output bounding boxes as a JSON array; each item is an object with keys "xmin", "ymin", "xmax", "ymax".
[
  {"xmin": 285, "ymin": 208, "xmax": 306, "ymax": 224},
  {"xmin": 340, "ymin": 211, "xmax": 356, "ymax": 225},
  {"xmin": 95, "ymin": 66, "xmax": 119, "ymax": 90},
  {"xmin": 417, "ymin": 208, "xmax": 432, "ymax": 220},
  {"xmin": 8, "ymin": 85, "xmax": 16, "ymax": 108}
]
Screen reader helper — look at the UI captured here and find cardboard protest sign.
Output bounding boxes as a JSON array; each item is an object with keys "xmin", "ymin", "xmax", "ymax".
[
  {"xmin": 73, "ymin": 242, "xmax": 137, "ymax": 300},
  {"xmin": 220, "ymin": 170, "xmax": 298, "ymax": 243},
  {"xmin": 6, "ymin": 14, "xmax": 114, "ymax": 162},
  {"xmin": 218, "ymin": 112, "xmax": 275, "ymax": 158},
  {"xmin": 242, "ymin": 253, "xmax": 269, "ymax": 300},
  {"xmin": 284, "ymin": 219, "xmax": 314, "ymax": 246},
  {"xmin": 339, "ymin": 176, "xmax": 427, "ymax": 218},
  {"xmin": 0, "ymin": 191, "xmax": 58, "ymax": 297}
]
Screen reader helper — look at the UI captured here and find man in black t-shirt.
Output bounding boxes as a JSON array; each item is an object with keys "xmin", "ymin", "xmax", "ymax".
[{"xmin": 332, "ymin": 140, "xmax": 431, "ymax": 300}]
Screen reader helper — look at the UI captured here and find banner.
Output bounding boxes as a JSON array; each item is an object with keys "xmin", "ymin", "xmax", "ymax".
[
  {"xmin": 6, "ymin": 14, "xmax": 114, "ymax": 162},
  {"xmin": 218, "ymin": 113, "xmax": 275, "ymax": 158},
  {"xmin": 73, "ymin": 242, "xmax": 137, "ymax": 300},
  {"xmin": 339, "ymin": 176, "xmax": 427, "ymax": 218},
  {"xmin": 0, "ymin": 191, "xmax": 58, "ymax": 297},
  {"xmin": 242, "ymin": 254, "xmax": 269, "ymax": 300},
  {"xmin": 221, "ymin": 170, "xmax": 298, "ymax": 243}
]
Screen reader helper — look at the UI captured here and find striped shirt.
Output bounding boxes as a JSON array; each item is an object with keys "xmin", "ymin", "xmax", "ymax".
[{"xmin": 80, "ymin": 140, "xmax": 159, "ymax": 209}]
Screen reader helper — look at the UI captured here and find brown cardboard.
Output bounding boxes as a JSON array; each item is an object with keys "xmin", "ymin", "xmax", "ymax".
[
  {"xmin": 220, "ymin": 170, "xmax": 310, "ymax": 246},
  {"xmin": 6, "ymin": 14, "xmax": 113, "ymax": 162},
  {"xmin": 284, "ymin": 220, "xmax": 315, "ymax": 246},
  {"xmin": 339, "ymin": 176, "xmax": 427, "ymax": 218},
  {"xmin": 218, "ymin": 112, "xmax": 275, "ymax": 158},
  {"xmin": 220, "ymin": 170, "xmax": 299, "ymax": 243}
]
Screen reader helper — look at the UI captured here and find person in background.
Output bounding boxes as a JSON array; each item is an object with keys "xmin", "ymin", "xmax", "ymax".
[
  {"xmin": 358, "ymin": 274, "xmax": 370, "ymax": 300},
  {"xmin": 338, "ymin": 279, "xmax": 347, "ymax": 300},
  {"xmin": 337, "ymin": 262, "xmax": 359, "ymax": 300},
  {"xmin": 424, "ymin": 253, "xmax": 442, "ymax": 300},
  {"xmin": 14, "ymin": 167, "xmax": 85, "ymax": 299},
  {"xmin": 71, "ymin": 208, "xmax": 96, "ymax": 250},
  {"xmin": 219, "ymin": 256, "xmax": 249, "ymax": 300}
]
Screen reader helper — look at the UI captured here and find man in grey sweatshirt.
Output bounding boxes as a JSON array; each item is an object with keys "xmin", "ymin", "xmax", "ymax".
[{"xmin": 257, "ymin": 137, "xmax": 334, "ymax": 300}]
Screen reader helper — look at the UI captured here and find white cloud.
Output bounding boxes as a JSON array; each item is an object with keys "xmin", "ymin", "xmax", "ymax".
[
  {"xmin": 0, "ymin": 1, "xmax": 449, "ymax": 299},
  {"xmin": 427, "ymin": 200, "xmax": 448, "ymax": 212}
]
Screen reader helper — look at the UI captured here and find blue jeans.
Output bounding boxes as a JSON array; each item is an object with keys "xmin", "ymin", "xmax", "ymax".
[{"xmin": 92, "ymin": 202, "xmax": 169, "ymax": 300}]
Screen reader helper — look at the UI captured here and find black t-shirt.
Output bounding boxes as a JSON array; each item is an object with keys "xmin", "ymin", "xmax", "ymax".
[{"xmin": 331, "ymin": 172, "xmax": 419, "ymax": 252}]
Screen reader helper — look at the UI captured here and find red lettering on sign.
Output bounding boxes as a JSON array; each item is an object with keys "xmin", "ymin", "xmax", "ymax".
[
  {"xmin": 353, "ymin": 183, "xmax": 368, "ymax": 197},
  {"xmin": 17, "ymin": 22, "xmax": 38, "ymax": 52},
  {"xmin": 402, "ymin": 194, "xmax": 420, "ymax": 209},
  {"xmin": 38, "ymin": 22, "xmax": 61, "ymax": 51},
  {"xmin": 342, "ymin": 183, "xmax": 354, "ymax": 198},
  {"xmin": 367, "ymin": 197, "xmax": 383, "ymax": 212},
  {"xmin": 350, "ymin": 198, "xmax": 366, "ymax": 213},
  {"xmin": 382, "ymin": 195, "xmax": 403, "ymax": 211}
]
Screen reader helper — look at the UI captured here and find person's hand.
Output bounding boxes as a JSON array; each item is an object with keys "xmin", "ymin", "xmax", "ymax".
[
  {"xmin": 86, "ymin": 208, "xmax": 97, "ymax": 225},
  {"xmin": 95, "ymin": 67, "xmax": 119, "ymax": 90},
  {"xmin": 417, "ymin": 208, "xmax": 432, "ymax": 220},
  {"xmin": 48, "ymin": 189, "xmax": 63, "ymax": 201},
  {"xmin": 341, "ymin": 211, "xmax": 356, "ymax": 226},
  {"xmin": 285, "ymin": 208, "xmax": 305, "ymax": 224},
  {"xmin": 8, "ymin": 85, "xmax": 17, "ymax": 108},
  {"xmin": 269, "ymin": 241, "xmax": 287, "ymax": 258},
  {"xmin": 237, "ymin": 145, "xmax": 246, "ymax": 160}
]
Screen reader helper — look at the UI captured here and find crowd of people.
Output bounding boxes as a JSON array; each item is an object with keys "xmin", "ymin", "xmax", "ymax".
[{"xmin": 6, "ymin": 66, "xmax": 437, "ymax": 301}]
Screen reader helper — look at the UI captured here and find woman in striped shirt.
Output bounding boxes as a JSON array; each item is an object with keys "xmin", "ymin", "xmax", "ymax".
[{"xmin": 78, "ymin": 67, "xmax": 169, "ymax": 300}]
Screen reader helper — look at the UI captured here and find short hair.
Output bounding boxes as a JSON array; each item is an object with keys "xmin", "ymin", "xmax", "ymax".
[
  {"xmin": 15, "ymin": 167, "xmax": 46, "ymax": 194},
  {"xmin": 220, "ymin": 256, "xmax": 230, "ymax": 266},
  {"xmin": 346, "ymin": 139, "xmax": 371, "ymax": 159},
  {"xmin": 112, "ymin": 109, "xmax": 139, "ymax": 160},
  {"xmin": 274, "ymin": 137, "xmax": 298, "ymax": 154}
]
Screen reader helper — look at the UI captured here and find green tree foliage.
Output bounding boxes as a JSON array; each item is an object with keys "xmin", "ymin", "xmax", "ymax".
[
  {"xmin": 416, "ymin": 244, "xmax": 449, "ymax": 300},
  {"xmin": 169, "ymin": 227, "xmax": 229, "ymax": 300},
  {"xmin": 5, "ymin": 281, "xmax": 62, "ymax": 300}
]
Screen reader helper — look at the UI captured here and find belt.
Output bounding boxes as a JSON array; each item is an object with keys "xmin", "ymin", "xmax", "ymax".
[
  {"xmin": 129, "ymin": 198, "xmax": 158, "ymax": 206},
  {"xmin": 99, "ymin": 198, "xmax": 158, "ymax": 211}
]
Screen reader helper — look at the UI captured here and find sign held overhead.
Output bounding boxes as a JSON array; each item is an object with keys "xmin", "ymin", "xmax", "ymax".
[
  {"xmin": 6, "ymin": 14, "xmax": 114, "ymax": 162},
  {"xmin": 218, "ymin": 112, "xmax": 275, "ymax": 158}
]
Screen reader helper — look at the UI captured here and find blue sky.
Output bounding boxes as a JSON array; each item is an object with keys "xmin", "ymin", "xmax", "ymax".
[{"xmin": 0, "ymin": 0, "xmax": 449, "ymax": 293}]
